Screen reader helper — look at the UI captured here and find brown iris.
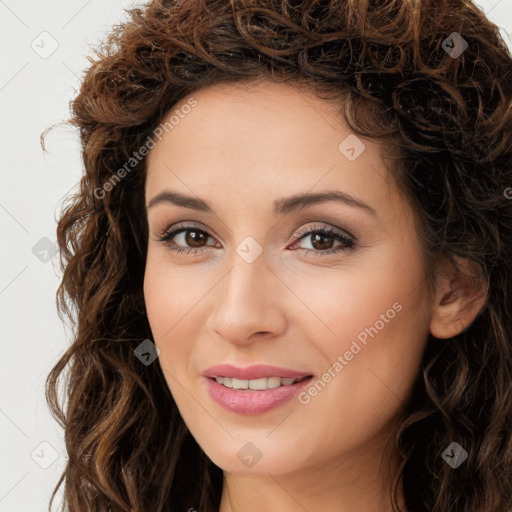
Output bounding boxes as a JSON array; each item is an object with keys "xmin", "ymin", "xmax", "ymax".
[{"xmin": 309, "ymin": 232, "xmax": 335, "ymax": 251}]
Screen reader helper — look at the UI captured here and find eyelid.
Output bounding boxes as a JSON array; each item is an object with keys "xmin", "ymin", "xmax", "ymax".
[
  {"xmin": 156, "ymin": 220, "xmax": 213, "ymax": 240},
  {"xmin": 155, "ymin": 221, "xmax": 354, "ymax": 243},
  {"xmin": 291, "ymin": 222, "xmax": 356, "ymax": 243}
]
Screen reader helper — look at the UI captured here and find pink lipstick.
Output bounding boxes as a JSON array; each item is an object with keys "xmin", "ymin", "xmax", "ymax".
[{"xmin": 202, "ymin": 364, "xmax": 314, "ymax": 415}]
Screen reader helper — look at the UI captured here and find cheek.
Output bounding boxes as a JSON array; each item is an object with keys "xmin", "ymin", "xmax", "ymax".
[
  {"xmin": 143, "ymin": 256, "xmax": 202, "ymax": 340},
  {"xmin": 291, "ymin": 247, "xmax": 429, "ymax": 409},
  {"xmin": 143, "ymin": 265, "xmax": 194, "ymax": 404},
  {"xmin": 143, "ymin": 257, "xmax": 214, "ymax": 387},
  {"xmin": 143, "ymin": 268, "xmax": 171, "ymax": 340},
  {"xmin": 142, "ymin": 262, "xmax": 193, "ymax": 383},
  {"xmin": 287, "ymin": 301, "xmax": 427, "ymax": 464},
  {"xmin": 288, "ymin": 247, "xmax": 425, "ymax": 347}
]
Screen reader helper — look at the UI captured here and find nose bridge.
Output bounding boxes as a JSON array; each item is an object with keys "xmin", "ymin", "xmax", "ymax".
[
  {"xmin": 218, "ymin": 224, "xmax": 273, "ymax": 306},
  {"xmin": 220, "ymin": 248, "xmax": 272, "ymax": 318},
  {"xmin": 207, "ymin": 246, "xmax": 286, "ymax": 343}
]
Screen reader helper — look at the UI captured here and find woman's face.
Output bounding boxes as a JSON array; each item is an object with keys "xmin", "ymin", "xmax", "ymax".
[{"xmin": 143, "ymin": 80, "xmax": 433, "ymax": 476}]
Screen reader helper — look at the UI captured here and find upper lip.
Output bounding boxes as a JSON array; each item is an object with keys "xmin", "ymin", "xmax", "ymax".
[{"xmin": 202, "ymin": 364, "xmax": 314, "ymax": 380}]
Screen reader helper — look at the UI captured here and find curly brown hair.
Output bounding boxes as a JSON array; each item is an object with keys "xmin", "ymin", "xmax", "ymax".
[{"xmin": 42, "ymin": 0, "xmax": 512, "ymax": 511}]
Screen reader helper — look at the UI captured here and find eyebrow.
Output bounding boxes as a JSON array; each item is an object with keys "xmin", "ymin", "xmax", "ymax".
[{"xmin": 146, "ymin": 189, "xmax": 377, "ymax": 217}]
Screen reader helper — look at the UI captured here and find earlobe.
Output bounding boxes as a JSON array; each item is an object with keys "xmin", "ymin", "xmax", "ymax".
[{"xmin": 429, "ymin": 256, "xmax": 488, "ymax": 340}]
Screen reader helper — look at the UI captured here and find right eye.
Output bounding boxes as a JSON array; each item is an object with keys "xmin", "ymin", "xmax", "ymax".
[{"xmin": 156, "ymin": 223, "xmax": 219, "ymax": 255}]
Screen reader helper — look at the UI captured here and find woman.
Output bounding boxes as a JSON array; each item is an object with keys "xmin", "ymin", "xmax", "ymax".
[{"xmin": 43, "ymin": 0, "xmax": 512, "ymax": 511}]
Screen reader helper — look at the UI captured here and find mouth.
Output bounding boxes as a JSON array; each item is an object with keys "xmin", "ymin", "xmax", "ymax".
[
  {"xmin": 204, "ymin": 374, "xmax": 315, "ymax": 415},
  {"xmin": 208, "ymin": 374, "xmax": 314, "ymax": 391}
]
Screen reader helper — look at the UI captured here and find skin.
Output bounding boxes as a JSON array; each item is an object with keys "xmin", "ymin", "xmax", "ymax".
[{"xmin": 143, "ymin": 79, "xmax": 487, "ymax": 512}]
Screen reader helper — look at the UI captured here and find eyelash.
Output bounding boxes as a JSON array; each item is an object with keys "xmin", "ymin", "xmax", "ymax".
[{"xmin": 155, "ymin": 222, "xmax": 356, "ymax": 257}]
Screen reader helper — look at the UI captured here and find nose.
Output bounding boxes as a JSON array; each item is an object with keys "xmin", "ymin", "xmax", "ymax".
[{"xmin": 206, "ymin": 253, "xmax": 287, "ymax": 346}]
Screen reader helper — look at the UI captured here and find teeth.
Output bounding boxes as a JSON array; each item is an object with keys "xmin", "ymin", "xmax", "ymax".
[{"xmin": 214, "ymin": 376, "xmax": 302, "ymax": 390}]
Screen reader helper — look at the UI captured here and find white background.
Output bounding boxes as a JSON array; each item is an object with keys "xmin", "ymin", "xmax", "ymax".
[{"xmin": 1, "ymin": 0, "xmax": 511, "ymax": 510}]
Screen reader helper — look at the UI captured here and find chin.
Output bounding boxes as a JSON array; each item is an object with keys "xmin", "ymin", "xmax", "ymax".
[{"xmin": 199, "ymin": 441, "xmax": 305, "ymax": 476}]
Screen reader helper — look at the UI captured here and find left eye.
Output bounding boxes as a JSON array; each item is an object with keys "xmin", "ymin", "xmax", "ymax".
[
  {"xmin": 290, "ymin": 226, "xmax": 355, "ymax": 255},
  {"xmin": 155, "ymin": 223, "xmax": 356, "ymax": 256}
]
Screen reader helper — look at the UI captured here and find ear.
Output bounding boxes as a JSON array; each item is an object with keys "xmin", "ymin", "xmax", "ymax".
[{"xmin": 429, "ymin": 256, "xmax": 489, "ymax": 339}]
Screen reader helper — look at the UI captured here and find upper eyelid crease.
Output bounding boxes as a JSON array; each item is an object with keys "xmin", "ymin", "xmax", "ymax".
[
  {"xmin": 146, "ymin": 189, "xmax": 377, "ymax": 218},
  {"xmin": 156, "ymin": 220, "xmax": 355, "ymax": 242},
  {"xmin": 160, "ymin": 222, "xmax": 351, "ymax": 238}
]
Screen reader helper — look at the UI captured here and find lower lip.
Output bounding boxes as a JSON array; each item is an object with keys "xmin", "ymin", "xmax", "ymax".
[{"xmin": 204, "ymin": 376, "xmax": 314, "ymax": 415}]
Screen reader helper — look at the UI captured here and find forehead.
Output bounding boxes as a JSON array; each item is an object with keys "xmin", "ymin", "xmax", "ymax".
[{"xmin": 145, "ymin": 80, "xmax": 399, "ymax": 220}]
